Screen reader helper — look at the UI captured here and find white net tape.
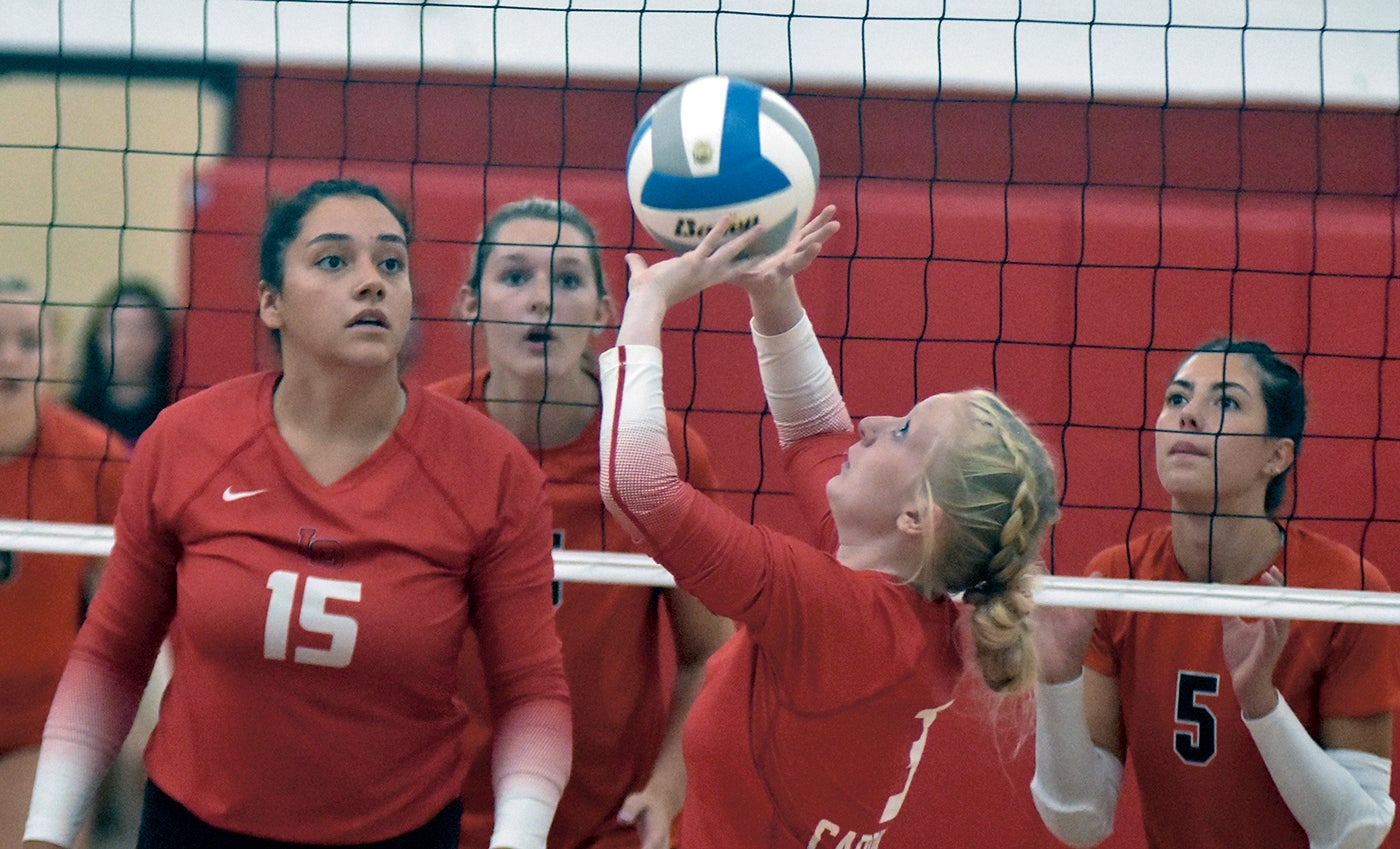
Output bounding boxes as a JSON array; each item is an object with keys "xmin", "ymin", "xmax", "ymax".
[{"xmin": 6, "ymin": 519, "xmax": 1400, "ymax": 625}]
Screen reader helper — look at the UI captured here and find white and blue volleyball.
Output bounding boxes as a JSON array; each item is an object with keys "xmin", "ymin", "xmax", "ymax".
[{"xmin": 626, "ymin": 75, "xmax": 820, "ymax": 258}]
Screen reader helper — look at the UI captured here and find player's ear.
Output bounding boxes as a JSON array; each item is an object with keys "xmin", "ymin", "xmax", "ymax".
[
  {"xmin": 455, "ymin": 285, "xmax": 480, "ymax": 321},
  {"xmin": 258, "ymin": 282, "xmax": 283, "ymax": 331},
  {"xmin": 896, "ymin": 502, "xmax": 941, "ymax": 538},
  {"xmin": 593, "ymin": 293, "xmax": 618, "ymax": 334},
  {"xmin": 1264, "ymin": 437, "xmax": 1295, "ymax": 479}
]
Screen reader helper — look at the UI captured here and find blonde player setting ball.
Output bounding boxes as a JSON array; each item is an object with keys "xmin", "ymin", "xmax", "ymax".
[
  {"xmin": 599, "ymin": 206, "xmax": 1061, "ymax": 848},
  {"xmin": 1032, "ymin": 338, "xmax": 1400, "ymax": 849},
  {"xmin": 23, "ymin": 178, "xmax": 570, "ymax": 849}
]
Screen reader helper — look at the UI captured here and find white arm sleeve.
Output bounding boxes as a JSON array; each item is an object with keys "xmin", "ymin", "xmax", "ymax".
[
  {"xmin": 750, "ymin": 311, "xmax": 852, "ymax": 446},
  {"xmin": 598, "ymin": 345, "xmax": 689, "ymax": 544},
  {"xmin": 489, "ymin": 698, "xmax": 572, "ymax": 849},
  {"xmin": 1244, "ymin": 694, "xmax": 1395, "ymax": 849},
  {"xmin": 25, "ymin": 655, "xmax": 144, "ymax": 847},
  {"xmin": 1030, "ymin": 675, "xmax": 1123, "ymax": 848}
]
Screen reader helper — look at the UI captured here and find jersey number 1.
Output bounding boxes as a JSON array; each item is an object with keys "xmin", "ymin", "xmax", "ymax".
[
  {"xmin": 264, "ymin": 570, "xmax": 361, "ymax": 668},
  {"xmin": 879, "ymin": 702, "xmax": 953, "ymax": 823}
]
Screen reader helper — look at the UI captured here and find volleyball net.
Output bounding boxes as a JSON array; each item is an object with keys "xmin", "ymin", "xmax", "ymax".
[{"xmin": 3, "ymin": 2, "xmax": 1400, "ymax": 626}]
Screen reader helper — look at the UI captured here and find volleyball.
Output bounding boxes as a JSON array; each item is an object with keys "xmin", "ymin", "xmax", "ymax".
[{"xmin": 625, "ymin": 75, "xmax": 820, "ymax": 258}]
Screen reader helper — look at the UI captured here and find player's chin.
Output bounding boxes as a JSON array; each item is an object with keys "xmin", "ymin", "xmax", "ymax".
[{"xmin": 339, "ymin": 340, "xmax": 404, "ymax": 369}]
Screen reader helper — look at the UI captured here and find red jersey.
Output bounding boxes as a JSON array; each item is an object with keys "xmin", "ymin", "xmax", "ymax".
[
  {"xmin": 58, "ymin": 373, "xmax": 567, "ymax": 843},
  {"xmin": 1085, "ymin": 524, "xmax": 1400, "ymax": 849},
  {"xmin": 0, "ymin": 402, "xmax": 126, "ymax": 751},
  {"xmin": 602, "ymin": 343, "xmax": 966, "ymax": 849},
  {"xmin": 432, "ymin": 370, "xmax": 718, "ymax": 849}
]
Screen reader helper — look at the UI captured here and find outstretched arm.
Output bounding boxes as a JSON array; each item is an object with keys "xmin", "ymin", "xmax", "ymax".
[
  {"xmin": 728, "ymin": 207, "xmax": 849, "ymax": 448},
  {"xmin": 603, "ymin": 220, "xmax": 768, "ymax": 547},
  {"xmin": 1223, "ymin": 568, "xmax": 1395, "ymax": 849}
]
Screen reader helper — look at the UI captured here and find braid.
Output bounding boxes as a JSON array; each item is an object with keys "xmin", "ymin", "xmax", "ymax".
[
  {"xmin": 970, "ymin": 435, "xmax": 1048, "ymax": 692},
  {"xmin": 986, "ymin": 466, "xmax": 1036, "ymax": 578},
  {"xmin": 916, "ymin": 390, "xmax": 1059, "ymax": 694}
]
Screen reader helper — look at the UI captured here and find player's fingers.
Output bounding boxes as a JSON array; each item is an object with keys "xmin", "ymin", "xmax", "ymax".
[
  {"xmin": 804, "ymin": 204, "xmax": 837, "ymax": 235},
  {"xmin": 617, "ymin": 794, "xmax": 643, "ymax": 825},
  {"xmin": 713, "ymin": 224, "xmax": 767, "ymax": 264},
  {"xmin": 695, "ymin": 214, "xmax": 736, "ymax": 255}
]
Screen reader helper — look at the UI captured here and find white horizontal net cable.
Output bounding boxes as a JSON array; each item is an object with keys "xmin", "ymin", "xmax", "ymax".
[{"xmin": 7, "ymin": 519, "xmax": 1400, "ymax": 625}]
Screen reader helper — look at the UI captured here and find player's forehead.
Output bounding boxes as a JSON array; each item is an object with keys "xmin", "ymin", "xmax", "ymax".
[
  {"xmin": 492, "ymin": 217, "xmax": 594, "ymax": 252},
  {"xmin": 1171, "ymin": 351, "xmax": 1261, "ymax": 394},
  {"xmin": 295, "ymin": 195, "xmax": 407, "ymax": 248}
]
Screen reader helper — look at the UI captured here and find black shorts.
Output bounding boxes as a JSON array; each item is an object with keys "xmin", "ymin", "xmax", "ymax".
[{"xmin": 135, "ymin": 780, "xmax": 461, "ymax": 849}]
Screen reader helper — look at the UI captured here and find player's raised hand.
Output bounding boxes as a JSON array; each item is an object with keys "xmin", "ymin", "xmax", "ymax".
[
  {"xmin": 1032, "ymin": 575, "xmax": 1100, "ymax": 685},
  {"xmin": 732, "ymin": 204, "xmax": 839, "ymax": 298},
  {"xmin": 1221, "ymin": 566, "xmax": 1290, "ymax": 719},
  {"xmin": 626, "ymin": 215, "xmax": 765, "ymax": 303},
  {"xmin": 617, "ymin": 216, "xmax": 766, "ymax": 346}
]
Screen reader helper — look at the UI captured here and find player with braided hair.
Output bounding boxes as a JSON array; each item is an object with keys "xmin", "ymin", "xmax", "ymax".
[
  {"xmin": 599, "ymin": 207, "xmax": 1061, "ymax": 848},
  {"xmin": 923, "ymin": 388, "xmax": 1054, "ymax": 691}
]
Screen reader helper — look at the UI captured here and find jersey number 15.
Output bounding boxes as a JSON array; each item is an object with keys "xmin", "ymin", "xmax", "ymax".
[{"xmin": 264, "ymin": 569, "xmax": 362, "ymax": 668}]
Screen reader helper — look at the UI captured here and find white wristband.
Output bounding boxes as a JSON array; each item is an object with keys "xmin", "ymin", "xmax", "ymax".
[{"xmin": 489, "ymin": 792, "xmax": 555, "ymax": 849}]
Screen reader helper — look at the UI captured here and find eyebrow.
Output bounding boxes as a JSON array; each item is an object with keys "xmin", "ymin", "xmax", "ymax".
[
  {"xmin": 1169, "ymin": 377, "xmax": 1252, "ymax": 395},
  {"xmin": 306, "ymin": 233, "xmax": 408, "ymax": 247}
]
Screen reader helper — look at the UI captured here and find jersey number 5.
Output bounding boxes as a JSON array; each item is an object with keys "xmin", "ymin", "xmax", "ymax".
[
  {"xmin": 1174, "ymin": 671, "xmax": 1219, "ymax": 765},
  {"xmin": 264, "ymin": 570, "xmax": 361, "ymax": 668}
]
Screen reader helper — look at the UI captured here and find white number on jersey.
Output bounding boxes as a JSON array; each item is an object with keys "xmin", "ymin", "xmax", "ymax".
[
  {"xmin": 879, "ymin": 701, "xmax": 954, "ymax": 822},
  {"xmin": 264, "ymin": 569, "xmax": 361, "ymax": 668}
]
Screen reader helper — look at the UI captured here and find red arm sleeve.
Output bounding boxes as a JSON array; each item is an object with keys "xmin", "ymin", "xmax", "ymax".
[{"xmin": 468, "ymin": 441, "xmax": 571, "ymax": 849}]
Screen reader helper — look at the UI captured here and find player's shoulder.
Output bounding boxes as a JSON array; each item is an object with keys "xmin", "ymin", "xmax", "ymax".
[
  {"xmin": 155, "ymin": 372, "xmax": 269, "ymax": 425},
  {"xmin": 409, "ymin": 382, "xmax": 537, "ymax": 460},
  {"xmin": 415, "ymin": 380, "xmax": 503, "ymax": 433},
  {"xmin": 136, "ymin": 373, "xmax": 273, "ymax": 458},
  {"xmin": 425, "ymin": 371, "xmax": 479, "ymax": 403},
  {"xmin": 1089, "ymin": 524, "xmax": 1173, "ymax": 578},
  {"xmin": 40, "ymin": 401, "xmax": 128, "ymax": 457},
  {"xmin": 1285, "ymin": 525, "xmax": 1390, "ymax": 590}
]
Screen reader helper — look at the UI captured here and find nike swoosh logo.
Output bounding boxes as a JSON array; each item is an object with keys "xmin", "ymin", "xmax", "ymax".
[{"xmin": 222, "ymin": 486, "xmax": 268, "ymax": 502}]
